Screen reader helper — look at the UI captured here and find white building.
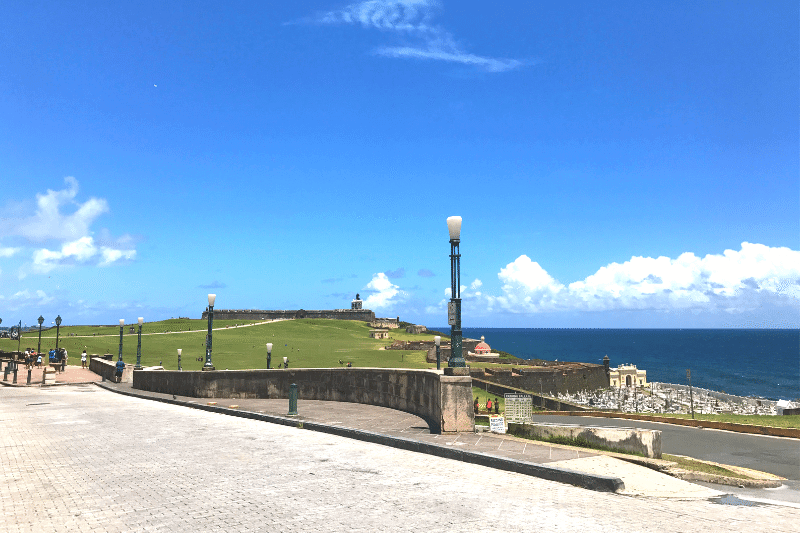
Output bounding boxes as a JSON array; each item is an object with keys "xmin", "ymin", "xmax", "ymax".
[{"xmin": 609, "ymin": 364, "xmax": 647, "ymax": 388}]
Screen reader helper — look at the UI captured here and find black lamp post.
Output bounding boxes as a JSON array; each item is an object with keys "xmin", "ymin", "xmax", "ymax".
[
  {"xmin": 446, "ymin": 216, "xmax": 465, "ymax": 368},
  {"xmin": 266, "ymin": 342, "xmax": 272, "ymax": 369},
  {"xmin": 434, "ymin": 335, "xmax": 441, "ymax": 370},
  {"xmin": 55, "ymin": 315, "xmax": 62, "ymax": 351},
  {"xmin": 37, "ymin": 316, "xmax": 44, "ymax": 355},
  {"xmin": 135, "ymin": 317, "xmax": 144, "ymax": 369},
  {"xmin": 203, "ymin": 294, "xmax": 216, "ymax": 371},
  {"xmin": 177, "ymin": 349, "xmax": 182, "ymax": 371},
  {"xmin": 118, "ymin": 319, "xmax": 124, "ymax": 361}
]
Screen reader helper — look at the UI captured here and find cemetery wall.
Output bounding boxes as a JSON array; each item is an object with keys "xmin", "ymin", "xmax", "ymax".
[{"xmin": 469, "ymin": 364, "xmax": 608, "ymax": 395}]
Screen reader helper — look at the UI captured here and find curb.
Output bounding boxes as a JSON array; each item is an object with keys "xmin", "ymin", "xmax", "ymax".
[{"xmin": 95, "ymin": 383, "xmax": 624, "ymax": 493}]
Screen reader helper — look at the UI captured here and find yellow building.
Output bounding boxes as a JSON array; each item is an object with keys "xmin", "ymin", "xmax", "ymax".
[{"xmin": 609, "ymin": 364, "xmax": 647, "ymax": 388}]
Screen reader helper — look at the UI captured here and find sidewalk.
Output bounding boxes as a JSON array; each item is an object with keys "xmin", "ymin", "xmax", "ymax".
[{"xmin": 99, "ymin": 380, "xmax": 726, "ymax": 500}]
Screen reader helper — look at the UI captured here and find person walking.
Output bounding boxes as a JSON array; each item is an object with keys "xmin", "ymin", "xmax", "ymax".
[
  {"xmin": 114, "ymin": 359, "xmax": 125, "ymax": 383},
  {"xmin": 486, "ymin": 399, "xmax": 492, "ymax": 413},
  {"xmin": 81, "ymin": 349, "xmax": 87, "ymax": 369},
  {"xmin": 36, "ymin": 354, "xmax": 42, "ymax": 368}
]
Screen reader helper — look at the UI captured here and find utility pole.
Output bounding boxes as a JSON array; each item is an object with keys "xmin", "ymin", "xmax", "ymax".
[{"xmin": 687, "ymin": 369, "xmax": 695, "ymax": 419}]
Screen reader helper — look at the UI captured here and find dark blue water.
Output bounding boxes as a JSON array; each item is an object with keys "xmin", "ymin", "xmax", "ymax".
[{"xmin": 434, "ymin": 328, "xmax": 800, "ymax": 401}]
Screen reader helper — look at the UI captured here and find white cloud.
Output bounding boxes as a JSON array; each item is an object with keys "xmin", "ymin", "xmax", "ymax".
[
  {"xmin": 362, "ymin": 272, "xmax": 405, "ymax": 309},
  {"xmin": 487, "ymin": 243, "xmax": 800, "ymax": 315},
  {"xmin": 308, "ymin": 1, "xmax": 523, "ymax": 72},
  {"xmin": 4, "ymin": 176, "xmax": 109, "ymax": 242},
  {"xmin": 0, "ymin": 247, "xmax": 20, "ymax": 257},
  {"xmin": 32, "ymin": 236, "xmax": 136, "ymax": 273},
  {"xmin": 470, "ymin": 279, "xmax": 483, "ymax": 290}
]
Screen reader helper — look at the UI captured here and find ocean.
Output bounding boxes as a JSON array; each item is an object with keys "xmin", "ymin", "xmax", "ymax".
[{"xmin": 433, "ymin": 328, "xmax": 800, "ymax": 401}]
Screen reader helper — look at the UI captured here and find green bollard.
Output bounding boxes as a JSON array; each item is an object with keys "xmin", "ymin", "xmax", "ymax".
[{"xmin": 288, "ymin": 383, "xmax": 298, "ymax": 416}]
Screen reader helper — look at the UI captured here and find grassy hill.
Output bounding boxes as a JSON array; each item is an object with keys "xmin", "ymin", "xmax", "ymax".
[{"xmin": 0, "ymin": 319, "xmax": 447, "ymax": 371}]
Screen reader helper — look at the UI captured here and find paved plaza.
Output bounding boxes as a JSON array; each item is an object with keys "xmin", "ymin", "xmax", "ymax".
[{"xmin": 1, "ymin": 384, "xmax": 799, "ymax": 532}]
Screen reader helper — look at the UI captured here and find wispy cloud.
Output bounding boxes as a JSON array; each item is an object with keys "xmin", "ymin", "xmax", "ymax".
[
  {"xmin": 385, "ymin": 267, "xmax": 405, "ymax": 279},
  {"xmin": 198, "ymin": 281, "xmax": 227, "ymax": 289},
  {"xmin": 0, "ymin": 178, "xmax": 138, "ymax": 276},
  {"xmin": 302, "ymin": 0, "xmax": 524, "ymax": 72},
  {"xmin": 417, "ymin": 268, "xmax": 435, "ymax": 277},
  {"xmin": 1, "ymin": 176, "xmax": 108, "ymax": 243},
  {"xmin": 31, "ymin": 236, "xmax": 136, "ymax": 273}
]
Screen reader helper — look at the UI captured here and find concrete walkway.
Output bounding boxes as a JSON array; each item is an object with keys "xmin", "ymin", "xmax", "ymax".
[
  {"xmin": 0, "ymin": 366, "xmax": 782, "ymax": 501},
  {"xmin": 2, "ymin": 384, "xmax": 798, "ymax": 533},
  {"xmin": 99, "ymin": 380, "xmax": 729, "ymax": 500}
]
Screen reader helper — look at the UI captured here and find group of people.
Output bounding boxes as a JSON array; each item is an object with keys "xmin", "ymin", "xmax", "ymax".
[{"xmin": 474, "ymin": 397, "xmax": 501, "ymax": 415}]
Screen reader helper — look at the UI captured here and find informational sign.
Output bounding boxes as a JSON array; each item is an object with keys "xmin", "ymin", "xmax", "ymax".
[
  {"xmin": 447, "ymin": 301, "xmax": 457, "ymax": 326},
  {"xmin": 504, "ymin": 393, "xmax": 533, "ymax": 423},
  {"xmin": 489, "ymin": 416, "xmax": 506, "ymax": 434}
]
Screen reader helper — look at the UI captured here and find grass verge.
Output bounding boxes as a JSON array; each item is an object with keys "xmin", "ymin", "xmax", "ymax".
[{"xmin": 662, "ymin": 454, "xmax": 750, "ymax": 479}]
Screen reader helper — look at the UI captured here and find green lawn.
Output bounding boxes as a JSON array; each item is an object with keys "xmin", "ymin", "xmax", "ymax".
[{"xmin": 0, "ymin": 319, "xmax": 442, "ymax": 371}]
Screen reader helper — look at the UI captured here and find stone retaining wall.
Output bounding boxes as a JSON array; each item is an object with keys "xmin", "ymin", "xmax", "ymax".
[
  {"xmin": 133, "ymin": 367, "xmax": 474, "ymax": 434},
  {"xmin": 508, "ymin": 422, "xmax": 662, "ymax": 458},
  {"xmin": 90, "ymin": 356, "xmax": 134, "ymax": 383}
]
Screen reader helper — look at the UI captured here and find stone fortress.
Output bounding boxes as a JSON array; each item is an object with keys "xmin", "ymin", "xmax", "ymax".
[{"xmin": 202, "ymin": 294, "xmax": 397, "ymax": 325}]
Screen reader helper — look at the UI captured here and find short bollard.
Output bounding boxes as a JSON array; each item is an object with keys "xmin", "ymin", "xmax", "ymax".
[
  {"xmin": 288, "ymin": 383, "xmax": 298, "ymax": 417},
  {"xmin": 12, "ymin": 363, "xmax": 18, "ymax": 384},
  {"xmin": 26, "ymin": 368, "xmax": 32, "ymax": 385},
  {"xmin": 3, "ymin": 364, "xmax": 9, "ymax": 381}
]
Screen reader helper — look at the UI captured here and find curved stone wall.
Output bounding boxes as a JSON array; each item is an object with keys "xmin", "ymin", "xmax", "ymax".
[{"xmin": 133, "ymin": 367, "xmax": 473, "ymax": 434}]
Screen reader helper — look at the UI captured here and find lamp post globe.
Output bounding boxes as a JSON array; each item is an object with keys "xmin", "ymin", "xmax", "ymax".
[
  {"xmin": 203, "ymin": 294, "xmax": 216, "ymax": 371},
  {"xmin": 266, "ymin": 343, "xmax": 273, "ymax": 369},
  {"xmin": 446, "ymin": 216, "xmax": 465, "ymax": 368},
  {"xmin": 135, "ymin": 317, "xmax": 144, "ymax": 369},
  {"xmin": 118, "ymin": 319, "xmax": 125, "ymax": 361},
  {"xmin": 37, "ymin": 315, "xmax": 44, "ymax": 355},
  {"xmin": 434, "ymin": 335, "xmax": 441, "ymax": 370}
]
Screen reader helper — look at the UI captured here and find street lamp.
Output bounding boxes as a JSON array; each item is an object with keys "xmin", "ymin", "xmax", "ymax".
[
  {"xmin": 135, "ymin": 317, "xmax": 144, "ymax": 369},
  {"xmin": 203, "ymin": 294, "xmax": 216, "ymax": 371},
  {"xmin": 434, "ymin": 336, "xmax": 441, "ymax": 370},
  {"xmin": 37, "ymin": 316, "xmax": 44, "ymax": 355},
  {"xmin": 266, "ymin": 342, "xmax": 273, "ymax": 369},
  {"xmin": 177, "ymin": 349, "xmax": 182, "ymax": 371},
  {"xmin": 446, "ymin": 216, "xmax": 465, "ymax": 368},
  {"xmin": 118, "ymin": 319, "xmax": 124, "ymax": 361},
  {"xmin": 55, "ymin": 315, "xmax": 62, "ymax": 351}
]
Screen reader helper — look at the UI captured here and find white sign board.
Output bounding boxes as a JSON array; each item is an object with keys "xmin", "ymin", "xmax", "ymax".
[
  {"xmin": 489, "ymin": 416, "xmax": 506, "ymax": 434},
  {"xmin": 504, "ymin": 393, "xmax": 533, "ymax": 424}
]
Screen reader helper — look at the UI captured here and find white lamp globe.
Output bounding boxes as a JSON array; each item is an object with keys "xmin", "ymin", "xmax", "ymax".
[
  {"xmin": 446, "ymin": 216, "xmax": 462, "ymax": 241},
  {"xmin": 208, "ymin": 294, "xmax": 216, "ymax": 306},
  {"xmin": 119, "ymin": 319, "xmax": 125, "ymax": 326},
  {"xmin": 138, "ymin": 317, "xmax": 144, "ymax": 325},
  {"xmin": 434, "ymin": 336, "xmax": 441, "ymax": 346}
]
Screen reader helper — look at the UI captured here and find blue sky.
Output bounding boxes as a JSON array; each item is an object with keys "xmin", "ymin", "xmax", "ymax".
[{"xmin": 1, "ymin": 0, "xmax": 798, "ymax": 329}]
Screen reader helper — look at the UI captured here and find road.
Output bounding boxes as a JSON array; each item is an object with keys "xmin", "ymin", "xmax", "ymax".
[
  {"xmin": 531, "ymin": 414, "xmax": 800, "ymax": 480},
  {"xmin": 2, "ymin": 385, "xmax": 798, "ymax": 532}
]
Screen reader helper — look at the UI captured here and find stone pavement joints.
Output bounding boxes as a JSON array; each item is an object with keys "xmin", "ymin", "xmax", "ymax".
[{"xmin": 1, "ymin": 385, "xmax": 799, "ymax": 532}]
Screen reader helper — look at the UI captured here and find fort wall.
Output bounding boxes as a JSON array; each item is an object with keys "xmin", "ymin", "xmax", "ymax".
[{"xmin": 202, "ymin": 309, "xmax": 376, "ymax": 322}]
